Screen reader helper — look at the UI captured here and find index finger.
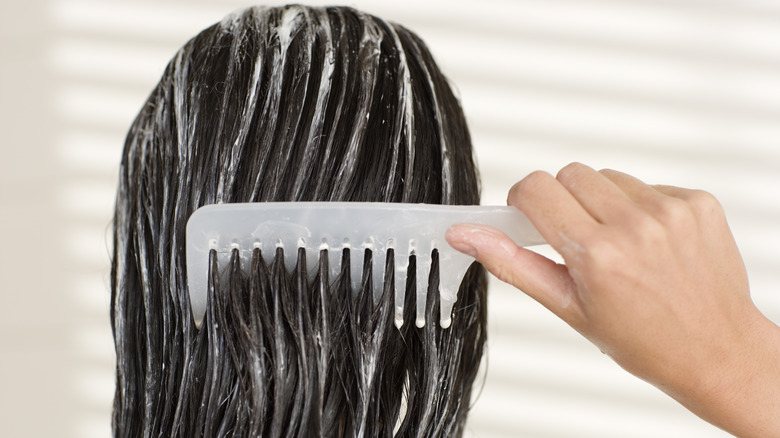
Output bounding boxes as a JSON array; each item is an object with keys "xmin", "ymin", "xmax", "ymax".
[{"xmin": 508, "ymin": 170, "xmax": 600, "ymax": 253}]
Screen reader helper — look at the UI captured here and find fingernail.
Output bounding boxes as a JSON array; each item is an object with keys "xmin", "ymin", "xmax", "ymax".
[
  {"xmin": 450, "ymin": 238, "xmax": 478, "ymax": 258},
  {"xmin": 445, "ymin": 225, "xmax": 479, "ymax": 258}
]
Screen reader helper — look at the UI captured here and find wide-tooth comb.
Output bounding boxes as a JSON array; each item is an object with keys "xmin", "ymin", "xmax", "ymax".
[{"xmin": 185, "ymin": 202, "xmax": 545, "ymax": 330}]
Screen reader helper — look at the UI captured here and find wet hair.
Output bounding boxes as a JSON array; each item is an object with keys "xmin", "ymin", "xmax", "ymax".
[{"xmin": 111, "ymin": 5, "xmax": 486, "ymax": 437}]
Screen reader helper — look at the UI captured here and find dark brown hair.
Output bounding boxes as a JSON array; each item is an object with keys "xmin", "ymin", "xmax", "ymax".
[{"xmin": 111, "ymin": 5, "xmax": 486, "ymax": 437}]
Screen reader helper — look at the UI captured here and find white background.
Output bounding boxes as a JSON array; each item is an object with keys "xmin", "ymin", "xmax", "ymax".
[{"xmin": 1, "ymin": 0, "xmax": 779, "ymax": 436}]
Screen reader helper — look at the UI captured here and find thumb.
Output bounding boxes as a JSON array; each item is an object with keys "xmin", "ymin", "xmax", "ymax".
[{"xmin": 446, "ymin": 223, "xmax": 582, "ymax": 322}]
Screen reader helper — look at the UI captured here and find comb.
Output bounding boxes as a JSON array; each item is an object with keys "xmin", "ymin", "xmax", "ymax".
[{"xmin": 185, "ymin": 202, "xmax": 545, "ymax": 330}]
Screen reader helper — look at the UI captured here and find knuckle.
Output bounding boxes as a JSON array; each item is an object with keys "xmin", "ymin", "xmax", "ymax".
[
  {"xmin": 525, "ymin": 170, "xmax": 553, "ymax": 188},
  {"xmin": 556, "ymin": 162, "xmax": 586, "ymax": 184},
  {"xmin": 635, "ymin": 215, "xmax": 669, "ymax": 247},
  {"xmin": 684, "ymin": 189, "xmax": 722, "ymax": 216},
  {"xmin": 510, "ymin": 170, "xmax": 551, "ymax": 201},
  {"xmin": 655, "ymin": 196, "xmax": 693, "ymax": 225}
]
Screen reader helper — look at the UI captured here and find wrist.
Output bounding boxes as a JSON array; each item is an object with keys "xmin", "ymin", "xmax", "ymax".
[{"xmin": 670, "ymin": 309, "xmax": 780, "ymax": 437}]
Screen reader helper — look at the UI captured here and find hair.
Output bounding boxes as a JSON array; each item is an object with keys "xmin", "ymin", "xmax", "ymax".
[{"xmin": 111, "ymin": 5, "xmax": 486, "ymax": 437}]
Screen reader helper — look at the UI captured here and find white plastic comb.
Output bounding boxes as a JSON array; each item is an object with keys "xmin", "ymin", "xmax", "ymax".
[{"xmin": 185, "ymin": 202, "xmax": 545, "ymax": 330}]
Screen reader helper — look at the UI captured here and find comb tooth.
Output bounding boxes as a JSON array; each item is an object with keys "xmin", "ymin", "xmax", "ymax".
[
  {"xmin": 252, "ymin": 242, "xmax": 262, "ymax": 269},
  {"xmin": 437, "ymin": 250, "xmax": 475, "ymax": 329},
  {"xmin": 371, "ymin": 245, "xmax": 386, "ymax": 303},
  {"xmin": 327, "ymin": 241, "xmax": 341, "ymax": 283},
  {"xmin": 439, "ymin": 295, "xmax": 454, "ymax": 329},
  {"xmin": 295, "ymin": 237, "xmax": 310, "ymax": 277},
  {"xmin": 317, "ymin": 238, "xmax": 330, "ymax": 282},
  {"xmin": 349, "ymin": 244, "xmax": 364, "ymax": 293},
  {"xmin": 393, "ymin": 247, "xmax": 407, "ymax": 329},
  {"xmin": 304, "ymin": 241, "xmax": 319, "ymax": 281},
  {"xmin": 260, "ymin": 241, "xmax": 275, "ymax": 266},
  {"xmin": 415, "ymin": 250, "xmax": 431, "ymax": 328}
]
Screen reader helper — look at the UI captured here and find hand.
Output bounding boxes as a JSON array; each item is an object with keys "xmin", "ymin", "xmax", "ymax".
[{"xmin": 446, "ymin": 163, "xmax": 780, "ymax": 437}]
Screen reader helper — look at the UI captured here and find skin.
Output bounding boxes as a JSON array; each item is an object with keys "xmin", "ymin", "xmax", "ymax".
[{"xmin": 446, "ymin": 162, "xmax": 780, "ymax": 438}]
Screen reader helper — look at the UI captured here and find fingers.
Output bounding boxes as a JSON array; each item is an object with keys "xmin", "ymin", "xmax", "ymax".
[
  {"xmin": 599, "ymin": 170, "xmax": 699, "ymax": 221},
  {"xmin": 599, "ymin": 168, "xmax": 665, "ymax": 207},
  {"xmin": 651, "ymin": 184, "xmax": 701, "ymax": 199},
  {"xmin": 553, "ymin": 163, "xmax": 637, "ymax": 225},
  {"xmin": 652, "ymin": 184, "xmax": 723, "ymax": 217},
  {"xmin": 450, "ymin": 163, "xmax": 724, "ymax": 333},
  {"xmin": 446, "ymin": 223, "xmax": 583, "ymax": 323},
  {"xmin": 507, "ymin": 167, "xmax": 600, "ymax": 252},
  {"xmin": 600, "ymin": 169, "xmax": 723, "ymax": 217},
  {"xmin": 652, "ymin": 184, "xmax": 734, "ymax": 253}
]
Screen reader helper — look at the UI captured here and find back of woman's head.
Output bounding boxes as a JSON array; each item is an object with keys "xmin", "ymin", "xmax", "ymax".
[{"xmin": 112, "ymin": 5, "xmax": 486, "ymax": 437}]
